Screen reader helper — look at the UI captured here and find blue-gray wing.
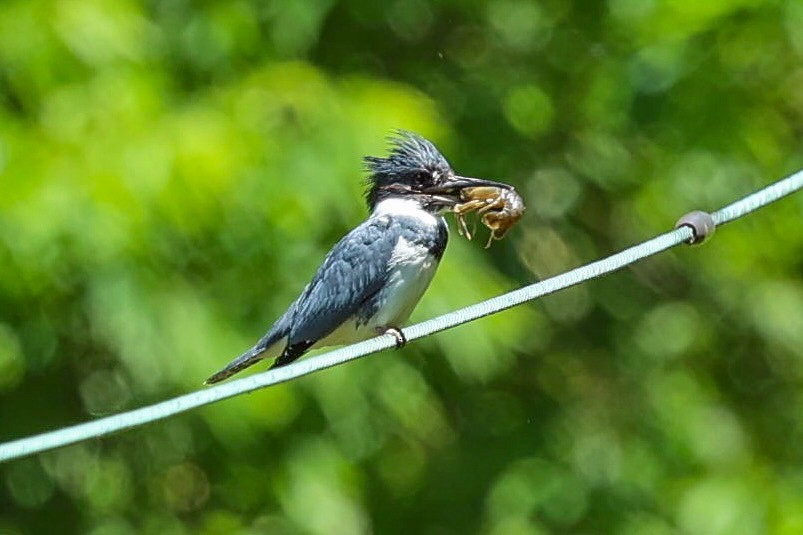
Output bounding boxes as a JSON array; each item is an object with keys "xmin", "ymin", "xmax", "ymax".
[{"xmin": 287, "ymin": 216, "xmax": 400, "ymax": 345}]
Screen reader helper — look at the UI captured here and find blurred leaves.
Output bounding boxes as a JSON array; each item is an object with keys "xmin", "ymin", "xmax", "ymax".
[{"xmin": 1, "ymin": 0, "xmax": 802, "ymax": 533}]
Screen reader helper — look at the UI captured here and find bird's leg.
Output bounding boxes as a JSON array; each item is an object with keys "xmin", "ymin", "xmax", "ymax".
[{"xmin": 377, "ymin": 326, "xmax": 407, "ymax": 349}]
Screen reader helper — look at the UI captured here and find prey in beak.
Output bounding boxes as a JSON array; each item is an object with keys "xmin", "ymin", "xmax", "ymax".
[
  {"xmin": 363, "ymin": 130, "xmax": 524, "ymax": 245},
  {"xmin": 422, "ymin": 174, "xmax": 513, "ymax": 212}
]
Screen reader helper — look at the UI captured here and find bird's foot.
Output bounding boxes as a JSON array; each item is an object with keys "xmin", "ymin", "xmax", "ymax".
[{"xmin": 378, "ymin": 326, "xmax": 407, "ymax": 349}]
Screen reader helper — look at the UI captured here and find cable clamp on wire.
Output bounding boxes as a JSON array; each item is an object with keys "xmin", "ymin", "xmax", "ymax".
[{"xmin": 675, "ymin": 210, "xmax": 716, "ymax": 245}]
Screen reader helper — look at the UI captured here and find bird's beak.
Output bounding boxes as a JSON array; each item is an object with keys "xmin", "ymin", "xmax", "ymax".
[{"xmin": 424, "ymin": 175, "xmax": 512, "ymax": 195}]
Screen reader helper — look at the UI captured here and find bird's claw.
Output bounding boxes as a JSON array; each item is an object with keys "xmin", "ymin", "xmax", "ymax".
[{"xmin": 379, "ymin": 327, "xmax": 407, "ymax": 349}]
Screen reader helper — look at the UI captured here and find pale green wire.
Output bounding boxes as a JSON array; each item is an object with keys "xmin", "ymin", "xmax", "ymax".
[{"xmin": 0, "ymin": 168, "xmax": 801, "ymax": 464}]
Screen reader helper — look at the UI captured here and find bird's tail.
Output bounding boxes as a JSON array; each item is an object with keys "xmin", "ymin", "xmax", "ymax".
[{"xmin": 204, "ymin": 327, "xmax": 287, "ymax": 385}]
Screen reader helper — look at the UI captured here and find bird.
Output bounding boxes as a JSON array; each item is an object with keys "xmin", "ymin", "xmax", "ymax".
[{"xmin": 205, "ymin": 131, "xmax": 510, "ymax": 384}]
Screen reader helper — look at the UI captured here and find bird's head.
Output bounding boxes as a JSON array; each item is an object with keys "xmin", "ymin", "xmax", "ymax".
[{"xmin": 363, "ymin": 131, "xmax": 509, "ymax": 212}]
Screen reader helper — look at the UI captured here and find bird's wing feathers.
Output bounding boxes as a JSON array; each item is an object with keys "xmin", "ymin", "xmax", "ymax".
[
  {"xmin": 288, "ymin": 216, "xmax": 399, "ymax": 344},
  {"xmin": 205, "ymin": 216, "xmax": 401, "ymax": 384}
]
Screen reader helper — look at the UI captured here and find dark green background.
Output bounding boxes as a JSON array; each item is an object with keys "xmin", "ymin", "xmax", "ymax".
[{"xmin": 1, "ymin": 0, "xmax": 803, "ymax": 533}]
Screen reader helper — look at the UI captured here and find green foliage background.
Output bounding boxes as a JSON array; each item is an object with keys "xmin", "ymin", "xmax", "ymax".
[{"xmin": 1, "ymin": 0, "xmax": 803, "ymax": 533}]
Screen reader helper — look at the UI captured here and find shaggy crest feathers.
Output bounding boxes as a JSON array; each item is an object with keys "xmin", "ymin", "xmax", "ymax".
[{"xmin": 363, "ymin": 131, "xmax": 453, "ymax": 210}]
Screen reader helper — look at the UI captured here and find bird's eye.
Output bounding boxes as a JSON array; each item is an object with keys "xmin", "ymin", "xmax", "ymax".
[{"xmin": 417, "ymin": 170, "xmax": 432, "ymax": 183}]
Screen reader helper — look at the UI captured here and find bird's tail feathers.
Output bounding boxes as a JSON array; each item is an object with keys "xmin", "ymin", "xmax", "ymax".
[{"xmin": 204, "ymin": 331, "xmax": 286, "ymax": 385}]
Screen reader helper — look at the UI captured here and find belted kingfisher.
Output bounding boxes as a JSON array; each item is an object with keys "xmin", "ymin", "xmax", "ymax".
[{"xmin": 205, "ymin": 131, "xmax": 509, "ymax": 384}]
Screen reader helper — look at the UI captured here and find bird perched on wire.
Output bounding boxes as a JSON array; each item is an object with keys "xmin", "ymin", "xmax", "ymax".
[{"xmin": 205, "ymin": 131, "xmax": 511, "ymax": 384}]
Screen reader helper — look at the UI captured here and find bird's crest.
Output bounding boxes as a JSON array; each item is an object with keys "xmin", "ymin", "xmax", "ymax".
[{"xmin": 363, "ymin": 130, "xmax": 452, "ymax": 210}]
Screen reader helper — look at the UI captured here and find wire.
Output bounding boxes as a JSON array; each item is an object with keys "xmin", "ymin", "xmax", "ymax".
[
  {"xmin": 0, "ymin": 168, "xmax": 801, "ymax": 463},
  {"xmin": 713, "ymin": 168, "xmax": 803, "ymax": 225}
]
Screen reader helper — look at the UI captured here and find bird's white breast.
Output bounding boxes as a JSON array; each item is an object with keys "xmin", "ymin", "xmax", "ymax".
[
  {"xmin": 375, "ymin": 235, "xmax": 438, "ymax": 327},
  {"xmin": 316, "ymin": 238, "xmax": 437, "ymax": 347},
  {"xmin": 318, "ymin": 199, "xmax": 443, "ymax": 348},
  {"xmin": 371, "ymin": 199, "xmax": 443, "ymax": 328},
  {"xmin": 372, "ymin": 198, "xmax": 441, "ymax": 227}
]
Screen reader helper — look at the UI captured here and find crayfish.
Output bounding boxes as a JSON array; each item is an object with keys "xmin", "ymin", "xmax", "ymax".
[{"xmin": 453, "ymin": 186, "xmax": 525, "ymax": 248}]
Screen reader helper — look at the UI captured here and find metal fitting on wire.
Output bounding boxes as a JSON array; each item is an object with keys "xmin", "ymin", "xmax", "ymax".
[{"xmin": 676, "ymin": 210, "xmax": 716, "ymax": 245}]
